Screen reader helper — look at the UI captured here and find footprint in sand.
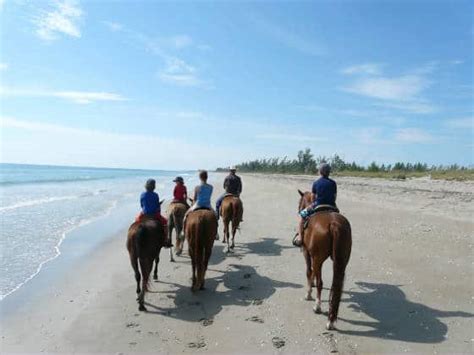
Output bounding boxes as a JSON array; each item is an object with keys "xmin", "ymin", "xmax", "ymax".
[
  {"xmin": 272, "ymin": 337, "xmax": 285, "ymax": 349},
  {"xmin": 200, "ymin": 318, "xmax": 214, "ymax": 326},
  {"xmin": 246, "ymin": 316, "xmax": 264, "ymax": 323},
  {"xmin": 187, "ymin": 339, "xmax": 206, "ymax": 349},
  {"xmin": 243, "ymin": 273, "xmax": 252, "ymax": 279},
  {"xmin": 252, "ymin": 299, "xmax": 263, "ymax": 305},
  {"xmin": 126, "ymin": 322, "xmax": 139, "ymax": 328}
]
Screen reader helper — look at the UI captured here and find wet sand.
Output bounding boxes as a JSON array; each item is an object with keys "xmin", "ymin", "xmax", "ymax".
[{"xmin": 1, "ymin": 173, "xmax": 473, "ymax": 353}]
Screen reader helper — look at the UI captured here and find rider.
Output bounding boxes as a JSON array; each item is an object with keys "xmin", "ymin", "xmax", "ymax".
[
  {"xmin": 171, "ymin": 176, "xmax": 189, "ymax": 207},
  {"xmin": 215, "ymin": 166, "xmax": 242, "ymax": 220},
  {"xmin": 190, "ymin": 170, "xmax": 214, "ymax": 211},
  {"xmin": 293, "ymin": 163, "xmax": 337, "ymax": 247},
  {"xmin": 135, "ymin": 179, "xmax": 172, "ymax": 247}
]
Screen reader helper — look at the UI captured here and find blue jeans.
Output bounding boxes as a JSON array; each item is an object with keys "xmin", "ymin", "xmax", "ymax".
[{"xmin": 215, "ymin": 194, "xmax": 226, "ymax": 219}]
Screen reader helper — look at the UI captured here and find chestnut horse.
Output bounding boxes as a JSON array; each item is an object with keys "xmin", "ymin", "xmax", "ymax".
[
  {"xmin": 298, "ymin": 190, "xmax": 352, "ymax": 330},
  {"xmin": 126, "ymin": 218, "xmax": 166, "ymax": 311},
  {"xmin": 184, "ymin": 209, "xmax": 217, "ymax": 291},
  {"xmin": 220, "ymin": 195, "xmax": 243, "ymax": 252}
]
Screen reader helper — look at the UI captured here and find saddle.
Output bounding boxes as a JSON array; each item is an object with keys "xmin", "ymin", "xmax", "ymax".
[{"xmin": 302, "ymin": 204, "xmax": 339, "ymax": 229}]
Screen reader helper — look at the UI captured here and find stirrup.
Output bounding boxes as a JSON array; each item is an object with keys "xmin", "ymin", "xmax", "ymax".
[{"xmin": 292, "ymin": 233, "xmax": 302, "ymax": 247}]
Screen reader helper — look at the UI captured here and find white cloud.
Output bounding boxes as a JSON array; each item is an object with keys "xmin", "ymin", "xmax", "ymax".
[
  {"xmin": 372, "ymin": 100, "xmax": 437, "ymax": 114},
  {"xmin": 0, "ymin": 63, "xmax": 8, "ymax": 71},
  {"xmin": 450, "ymin": 59, "xmax": 464, "ymax": 65},
  {"xmin": 158, "ymin": 58, "xmax": 202, "ymax": 87},
  {"xmin": 255, "ymin": 133, "xmax": 327, "ymax": 142},
  {"xmin": 169, "ymin": 35, "xmax": 193, "ymax": 49},
  {"xmin": 34, "ymin": 0, "xmax": 83, "ymax": 41},
  {"xmin": 341, "ymin": 63, "xmax": 382, "ymax": 75},
  {"xmin": 444, "ymin": 117, "xmax": 474, "ymax": 129},
  {"xmin": 0, "ymin": 116, "xmax": 243, "ymax": 169},
  {"xmin": 343, "ymin": 75, "xmax": 429, "ymax": 101},
  {"xmin": 394, "ymin": 128, "xmax": 434, "ymax": 143},
  {"xmin": 103, "ymin": 21, "xmax": 122, "ymax": 32},
  {"xmin": 249, "ymin": 13, "xmax": 326, "ymax": 56},
  {"xmin": 0, "ymin": 86, "xmax": 126, "ymax": 104}
]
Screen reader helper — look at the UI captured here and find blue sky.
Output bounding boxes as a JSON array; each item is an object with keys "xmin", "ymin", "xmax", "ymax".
[{"xmin": 0, "ymin": 0, "xmax": 472, "ymax": 169}]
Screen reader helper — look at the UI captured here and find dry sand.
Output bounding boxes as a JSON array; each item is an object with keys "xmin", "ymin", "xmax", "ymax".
[{"xmin": 1, "ymin": 173, "xmax": 473, "ymax": 353}]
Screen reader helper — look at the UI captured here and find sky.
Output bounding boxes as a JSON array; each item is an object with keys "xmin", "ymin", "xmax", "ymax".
[{"xmin": 0, "ymin": 0, "xmax": 473, "ymax": 170}]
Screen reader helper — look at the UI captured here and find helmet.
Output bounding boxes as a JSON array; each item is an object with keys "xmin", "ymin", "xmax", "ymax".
[
  {"xmin": 229, "ymin": 165, "xmax": 237, "ymax": 171},
  {"xmin": 173, "ymin": 176, "xmax": 184, "ymax": 183},
  {"xmin": 145, "ymin": 179, "xmax": 156, "ymax": 190},
  {"xmin": 319, "ymin": 163, "xmax": 331, "ymax": 177}
]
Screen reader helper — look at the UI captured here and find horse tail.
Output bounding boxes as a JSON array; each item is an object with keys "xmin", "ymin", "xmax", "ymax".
[
  {"xmin": 329, "ymin": 219, "xmax": 351, "ymax": 323},
  {"xmin": 135, "ymin": 224, "xmax": 150, "ymax": 292},
  {"xmin": 134, "ymin": 224, "xmax": 146, "ymax": 257}
]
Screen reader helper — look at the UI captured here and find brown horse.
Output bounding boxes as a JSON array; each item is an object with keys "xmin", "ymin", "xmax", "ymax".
[
  {"xmin": 126, "ymin": 218, "xmax": 165, "ymax": 311},
  {"xmin": 220, "ymin": 195, "xmax": 243, "ymax": 252},
  {"xmin": 157, "ymin": 202, "xmax": 188, "ymax": 270},
  {"xmin": 297, "ymin": 190, "xmax": 352, "ymax": 330},
  {"xmin": 184, "ymin": 209, "xmax": 217, "ymax": 291}
]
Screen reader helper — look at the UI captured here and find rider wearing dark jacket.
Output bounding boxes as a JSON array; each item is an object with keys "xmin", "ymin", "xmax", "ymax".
[{"xmin": 216, "ymin": 166, "xmax": 242, "ymax": 220}]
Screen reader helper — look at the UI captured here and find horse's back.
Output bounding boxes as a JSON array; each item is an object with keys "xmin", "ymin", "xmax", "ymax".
[
  {"xmin": 222, "ymin": 196, "xmax": 243, "ymax": 220},
  {"xmin": 127, "ymin": 219, "xmax": 163, "ymax": 255},
  {"xmin": 185, "ymin": 209, "xmax": 217, "ymax": 248},
  {"xmin": 304, "ymin": 212, "xmax": 351, "ymax": 255}
]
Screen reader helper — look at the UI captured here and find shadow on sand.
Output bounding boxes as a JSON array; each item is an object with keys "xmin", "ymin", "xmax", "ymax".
[
  {"xmin": 338, "ymin": 281, "xmax": 473, "ymax": 343},
  {"xmin": 145, "ymin": 263, "xmax": 302, "ymax": 322},
  {"xmin": 237, "ymin": 237, "xmax": 294, "ymax": 257}
]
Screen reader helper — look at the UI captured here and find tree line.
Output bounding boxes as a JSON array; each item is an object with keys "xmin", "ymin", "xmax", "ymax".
[{"xmin": 216, "ymin": 148, "xmax": 471, "ymax": 175}]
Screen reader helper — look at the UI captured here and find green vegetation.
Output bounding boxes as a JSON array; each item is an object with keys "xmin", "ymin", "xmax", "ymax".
[{"xmin": 217, "ymin": 148, "xmax": 474, "ymax": 181}]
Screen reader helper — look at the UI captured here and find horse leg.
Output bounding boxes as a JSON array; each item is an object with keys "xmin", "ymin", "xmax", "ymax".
[
  {"xmin": 222, "ymin": 219, "xmax": 228, "ymax": 244},
  {"xmin": 189, "ymin": 247, "xmax": 198, "ymax": 291},
  {"xmin": 153, "ymin": 253, "xmax": 160, "ymax": 281},
  {"xmin": 304, "ymin": 249, "xmax": 313, "ymax": 300},
  {"xmin": 313, "ymin": 261, "xmax": 324, "ymax": 314},
  {"xmin": 131, "ymin": 256, "xmax": 141, "ymax": 295},
  {"xmin": 168, "ymin": 220, "xmax": 175, "ymax": 262},
  {"xmin": 138, "ymin": 258, "xmax": 152, "ymax": 311},
  {"xmin": 230, "ymin": 221, "xmax": 237, "ymax": 249},
  {"xmin": 200, "ymin": 245, "xmax": 212, "ymax": 290}
]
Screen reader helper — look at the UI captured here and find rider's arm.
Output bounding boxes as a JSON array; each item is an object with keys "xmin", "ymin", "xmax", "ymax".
[
  {"xmin": 237, "ymin": 177, "xmax": 242, "ymax": 195},
  {"xmin": 193, "ymin": 186, "xmax": 199, "ymax": 202},
  {"xmin": 183, "ymin": 185, "xmax": 188, "ymax": 200}
]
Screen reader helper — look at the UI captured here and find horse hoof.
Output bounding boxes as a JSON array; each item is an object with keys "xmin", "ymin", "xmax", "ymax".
[
  {"xmin": 176, "ymin": 250, "xmax": 182, "ymax": 256},
  {"xmin": 305, "ymin": 295, "xmax": 314, "ymax": 301},
  {"xmin": 326, "ymin": 321, "xmax": 336, "ymax": 330},
  {"xmin": 313, "ymin": 306, "xmax": 322, "ymax": 314},
  {"xmin": 170, "ymin": 258, "xmax": 175, "ymax": 263},
  {"xmin": 153, "ymin": 275, "xmax": 158, "ymax": 281},
  {"xmin": 230, "ymin": 244, "xmax": 235, "ymax": 250},
  {"xmin": 139, "ymin": 304, "xmax": 147, "ymax": 312}
]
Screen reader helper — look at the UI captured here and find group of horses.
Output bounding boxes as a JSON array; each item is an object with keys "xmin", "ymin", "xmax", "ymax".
[{"xmin": 126, "ymin": 190, "xmax": 351, "ymax": 331}]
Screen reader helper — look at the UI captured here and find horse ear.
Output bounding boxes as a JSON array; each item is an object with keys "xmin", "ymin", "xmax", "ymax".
[
  {"xmin": 298, "ymin": 189, "xmax": 304, "ymax": 197},
  {"xmin": 159, "ymin": 199, "xmax": 165, "ymax": 205}
]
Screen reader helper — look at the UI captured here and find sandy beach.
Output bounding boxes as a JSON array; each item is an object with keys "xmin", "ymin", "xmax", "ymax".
[{"xmin": 1, "ymin": 173, "xmax": 473, "ymax": 354}]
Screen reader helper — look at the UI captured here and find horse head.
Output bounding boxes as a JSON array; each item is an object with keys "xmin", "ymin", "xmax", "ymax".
[{"xmin": 297, "ymin": 189, "xmax": 313, "ymax": 211}]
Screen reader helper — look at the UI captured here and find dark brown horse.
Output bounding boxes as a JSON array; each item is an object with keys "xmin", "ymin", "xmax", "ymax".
[
  {"xmin": 126, "ymin": 218, "xmax": 165, "ymax": 311},
  {"xmin": 184, "ymin": 209, "xmax": 217, "ymax": 291},
  {"xmin": 220, "ymin": 195, "xmax": 243, "ymax": 252},
  {"xmin": 297, "ymin": 190, "xmax": 352, "ymax": 330}
]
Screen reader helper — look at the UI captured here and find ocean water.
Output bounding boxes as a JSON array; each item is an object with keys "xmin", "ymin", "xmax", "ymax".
[{"xmin": 0, "ymin": 163, "xmax": 196, "ymax": 300}]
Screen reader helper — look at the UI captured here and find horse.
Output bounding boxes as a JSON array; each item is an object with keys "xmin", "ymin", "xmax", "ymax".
[
  {"xmin": 153, "ymin": 201, "xmax": 189, "ymax": 273},
  {"xmin": 297, "ymin": 190, "xmax": 352, "ymax": 330},
  {"xmin": 126, "ymin": 217, "xmax": 166, "ymax": 311},
  {"xmin": 184, "ymin": 209, "xmax": 217, "ymax": 291},
  {"xmin": 220, "ymin": 195, "xmax": 243, "ymax": 252}
]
